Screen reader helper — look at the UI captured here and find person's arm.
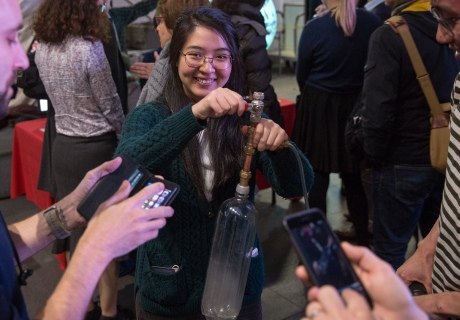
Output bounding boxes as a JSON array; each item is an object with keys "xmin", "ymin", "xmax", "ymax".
[
  {"xmin": 7, "ymin": 158, "xmax": 124, "ymax": 262},
  {"xmin": 397, "ymin": 218, "xmax": 439, "ymax": 294},
  {"xmin": 295, "ymin": 22, "xmax": 315, "ymax": 91},
  {"xmin": 361, "ymin": 26, "xmax": 399, "ymax": 164},
  {"xmin": 130, "ymin": 62, "xmax": 155, "ymax": 80},
  {"xmin": 118, "ymin": 87, "xmax": 247, "ymax": 174},
  {"xmin": 116, "ymin": 98, "xmax": 206, "ymax": 173},
  {"xmin": 414, "ymin": 291, "xmax": 460, "ymax": 319},
  {"xmin": 87, "ymin": 41, "xmax": 125, "ymax": 134},
  {"xmin": 41, "ymin": 180, "xmax": 173, "ymax": 320}
]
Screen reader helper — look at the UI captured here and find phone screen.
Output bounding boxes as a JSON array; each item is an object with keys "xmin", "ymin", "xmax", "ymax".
[
  {"xmin": 141, "ymin": 181, "xmax": 178, "ymax": 209},
  {"xmin": 291, "ymin": 218, "xmax": 359, "ymax": 289},
  {"xmin": 39, "ymin": 99, "xmax": 48, "ymax": 112},
  {"xmin": 284, "ymin": 209, "xmax": 369, "ymax": 302}
]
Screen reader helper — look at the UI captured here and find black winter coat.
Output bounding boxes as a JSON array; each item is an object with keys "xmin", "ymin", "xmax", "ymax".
[
  {"xmin": 361, "ymin": 11, "xmax": 460, "ymax": 165},
  {"xmin": 231, "ymin": 3, "xmax": 285, "ymax": 128}
]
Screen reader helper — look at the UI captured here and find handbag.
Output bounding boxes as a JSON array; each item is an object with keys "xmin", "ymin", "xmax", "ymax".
[
  {"xmin": 386, "ymin": 16, "xmax": 450, "ymax": 174},
  {"xmin": 16, "ymin": 40, "xmax": 49, "ymax": 100}
]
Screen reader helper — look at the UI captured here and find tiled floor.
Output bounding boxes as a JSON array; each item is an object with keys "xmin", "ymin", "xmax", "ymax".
[{"xmin": 1, "ymin": 65, "xmax": 361, "ymax": 319}]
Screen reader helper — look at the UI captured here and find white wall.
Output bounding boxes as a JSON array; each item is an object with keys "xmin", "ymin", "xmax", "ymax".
[{"xmin": 272, "ymin": 0, "xmax": 305, "ymax": 12}]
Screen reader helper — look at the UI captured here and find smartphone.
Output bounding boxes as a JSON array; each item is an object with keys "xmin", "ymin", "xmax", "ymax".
[
  {"xmin": 77, "ymin": 154, "xmax": 180, "ymax": 220},
  {"xmin": 283, "ymin": 208, "xmax": 371, "ymax": 305},
  {"xmin": 39, "ymin": 99, "xmax": 48, "ymax": 112}
]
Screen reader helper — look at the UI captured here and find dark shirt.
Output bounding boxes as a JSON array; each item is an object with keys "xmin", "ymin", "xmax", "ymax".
[
  {"xmin": 361, "ymin": 11, "xmax": 460, "ymax": 165},
  {"xmin": 104, "ymin": 18, "xmax": 128, "ymax": 115},
  {"xmin": 0, "ymin": 212, "xmax": 29, "ymax": 320},
  {"xmin": 296, "ymin": 9, "xmax": 381, "ymax": 94}
]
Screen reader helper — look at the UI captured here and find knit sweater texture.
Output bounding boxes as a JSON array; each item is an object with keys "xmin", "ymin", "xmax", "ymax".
[
  {"xmin": 115, "ymin": 97, "xmax": 314, "ymax": 316},
  {"xmin": 136, "ymin": 41, "xmax": 170, "ymax": 106}
]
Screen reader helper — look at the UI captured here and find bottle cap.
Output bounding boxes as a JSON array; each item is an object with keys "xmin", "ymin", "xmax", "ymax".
[{"xmin": 236, "ymin": 184, "xmax": 250, "ymax": 195}]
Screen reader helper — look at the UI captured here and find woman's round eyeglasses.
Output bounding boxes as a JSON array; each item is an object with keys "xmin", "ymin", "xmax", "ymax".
[{"xmin": 179, "ymin": 51, "xmax": 233, "ymax": 70}]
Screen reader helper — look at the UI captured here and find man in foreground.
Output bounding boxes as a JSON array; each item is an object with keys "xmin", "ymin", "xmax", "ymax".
[{"xmin": 0, "ymin": 1, "xmax": 173, "ymax": 318}]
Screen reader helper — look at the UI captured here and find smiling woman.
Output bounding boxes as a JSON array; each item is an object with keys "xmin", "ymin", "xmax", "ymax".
[
  {"xmin": 114, "ymin": 5, "xmax": 313, "ymax": 319},
  {"xmin": 176, "ymin": 27, "xmax": 233, "ymax": 103}
]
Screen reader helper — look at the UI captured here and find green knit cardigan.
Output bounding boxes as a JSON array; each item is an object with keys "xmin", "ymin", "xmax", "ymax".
[{"xmin": 114, "ymin": 97, "xmax": 314, "ymax": 317}]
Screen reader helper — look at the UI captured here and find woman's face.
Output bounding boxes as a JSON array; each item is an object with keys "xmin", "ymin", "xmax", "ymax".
[
  {"xmin": 156, "ymin": 17, "xmax": 173, "ymax": 48},
  {"xmin": 178, "ymin": 26, "xmax": 232, "ymax": 102}
]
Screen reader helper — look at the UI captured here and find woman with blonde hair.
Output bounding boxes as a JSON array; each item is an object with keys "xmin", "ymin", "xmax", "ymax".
[{"xmin": 292, "ymin": 0, "xmax": 381, "ymax": 246}]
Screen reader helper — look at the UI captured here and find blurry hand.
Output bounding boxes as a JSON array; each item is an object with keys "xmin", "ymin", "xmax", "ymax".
[
  {"xmin": 130, "ymin": 62, "xmax": 155, "ymax": 79},
  {"xmin": 191, "ymin": 88, "xmax": 246, "ymax": 120},
  {"xmin": 313, "ymin": 4, "xmax": 329, "ymax": 18},
  {"xmin": 397, "ymin": 245, "xmax": 434, "ymax": 294}
]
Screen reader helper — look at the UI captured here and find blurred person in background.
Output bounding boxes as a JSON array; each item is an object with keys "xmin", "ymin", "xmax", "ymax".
[
  {"xmin": 33, "ymin": 0, "xmax": 125, "ymax": 318},
  {"xmin": 132, "ymin": 0, "xmax": 211, "ymax": 107},
  {"xmin": 292, "ymin": 0, "xmax": 381, "ymax": 247},
  {"xmin": 212, "ymin": 0, "xmax": 285, "ymax": 127}
]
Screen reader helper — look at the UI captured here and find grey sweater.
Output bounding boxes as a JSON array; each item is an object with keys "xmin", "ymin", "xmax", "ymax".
[{"xmin": 136, "ymin": 40, "xmax": 170, "ymax": 106}]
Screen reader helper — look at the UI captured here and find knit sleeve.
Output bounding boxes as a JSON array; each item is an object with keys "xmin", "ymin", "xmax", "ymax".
[
  {"xmin": 115, "ymin": 99, "xmax": 206, "ymax": 174},
  {"xmin": 256, "ymin": 141, "xmax": 314, "ymax": 198}
]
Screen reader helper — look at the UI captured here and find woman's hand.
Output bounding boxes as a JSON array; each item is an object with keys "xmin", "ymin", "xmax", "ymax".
[
  {"xmin": 252, "ymin": 119, "xmax": 288, "ymax": 151},
  {"xmin": 191, "ymin": 88, "xmax": 246, "ymax": 120},
  {"xmin": 130, "ymin": 62, "xmax": 155, "ymax": 79},
  {"xmin": 242, "ymin": 119, "xmax": 288, "ymax": 151}
]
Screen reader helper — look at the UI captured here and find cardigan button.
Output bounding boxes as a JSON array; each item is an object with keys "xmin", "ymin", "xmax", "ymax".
[{"xmin": 207, "ymin": 212, "xmax": 214, "ymax": 219}]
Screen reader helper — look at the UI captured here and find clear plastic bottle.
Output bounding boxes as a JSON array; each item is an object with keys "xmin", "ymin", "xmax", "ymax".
[{"xmin": 201, "ymin": 184, "xmax": 258, "ymax": 319}]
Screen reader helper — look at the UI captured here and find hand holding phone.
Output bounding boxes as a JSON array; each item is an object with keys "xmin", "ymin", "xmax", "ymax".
[
  {"xmin": 77, "ymin": 155, "xmax": 179, "ymax": 220},
  {"xmin": 283, "ymin": 209, "xmax": 371, "ymax": 306}
]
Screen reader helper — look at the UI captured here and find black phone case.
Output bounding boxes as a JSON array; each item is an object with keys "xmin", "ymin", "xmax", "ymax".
[
  {"xmin": 77, "ymin": 155, "xmax": 179, "ymax": 220},
  {"xmin": 283, "ymin": 208, "xmax": 372, "ymax": 306}
]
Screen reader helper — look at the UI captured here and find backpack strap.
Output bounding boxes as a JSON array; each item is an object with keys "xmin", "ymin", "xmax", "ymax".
[{"xmin": 385, "ymin": 15, "xmax": 447, "ymax": 115}]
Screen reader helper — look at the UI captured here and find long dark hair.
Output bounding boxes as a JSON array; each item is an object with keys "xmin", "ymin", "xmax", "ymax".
[
  {"xmin": 164, "ymin": 6, "xmax": 246, "ymax": 200},
  {"xmin": 33, "ymin": 0, "xmax": 110, "ymax": 44}
]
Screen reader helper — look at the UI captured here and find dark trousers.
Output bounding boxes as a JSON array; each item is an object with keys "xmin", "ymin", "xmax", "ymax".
[
  {"xmin": 372, "ymin": 164, "xmax": 444, "ymax": 269},
  {"xmin": 135, "ymin": 292, "xmax": 262, "ymax": 320},
  {"xmin": 308, "ymin": 171, "xmax": 369, "ymax": 246}
]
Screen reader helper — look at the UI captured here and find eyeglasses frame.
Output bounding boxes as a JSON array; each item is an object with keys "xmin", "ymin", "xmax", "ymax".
[
  {"xmin": 153, "ymin": 16, "xmax": 164, "ymax": 29},
  {"xmin": 430, "ymin": 7, "xmax": 460, "ymax": 38},
  {"xmin": 179, "ymin": 51, "xmax": 233, "ymax": 70}
]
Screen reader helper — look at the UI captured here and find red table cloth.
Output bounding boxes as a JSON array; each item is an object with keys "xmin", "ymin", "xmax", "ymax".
[{"xmin": 10, "ymin": 118, "xmax": 53, "ymax": 210}]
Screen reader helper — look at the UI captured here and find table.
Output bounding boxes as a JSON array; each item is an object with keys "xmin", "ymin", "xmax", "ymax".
[
  {"xmin": 10, "ymin": 118, "xmax": 54, "ymax": 210},
  {"xmin": 256, "ymin": 98, "xmax": 296, "ymax": 194}
]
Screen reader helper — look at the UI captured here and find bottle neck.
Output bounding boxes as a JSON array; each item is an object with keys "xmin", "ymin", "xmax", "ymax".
[
  {"xmin": 235, "ymin": 184, "xmax": 250, "ymax": 199},
  {"xmin": 234, "ymin": 191, "xmax": 249, "ymax": 200}
]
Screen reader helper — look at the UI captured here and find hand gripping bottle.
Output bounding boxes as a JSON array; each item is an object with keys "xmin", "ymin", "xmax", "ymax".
[{"xmin": 201, "ymin": 184, "xmax": 258, "ymax": 319}]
